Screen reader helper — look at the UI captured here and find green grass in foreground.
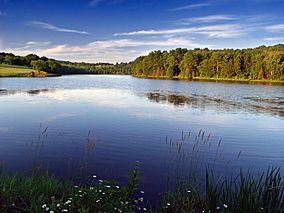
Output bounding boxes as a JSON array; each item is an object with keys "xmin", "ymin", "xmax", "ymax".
[
  {"xmin": 0, "ymin": 64, "xmax": 48, "ymax": 77},
  {"xmin": 0, "ymin": 165, "xmax": 283, "ymax": 213}
]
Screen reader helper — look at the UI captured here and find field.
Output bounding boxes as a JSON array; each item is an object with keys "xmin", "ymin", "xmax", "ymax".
[{"xmin": 0, "ymin": 64, "xmax": 48, "ymax": 77}]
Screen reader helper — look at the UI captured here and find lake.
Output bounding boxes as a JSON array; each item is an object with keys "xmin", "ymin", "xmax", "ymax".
[{"xmin": 0, "ymin": 75, "xmax": 284, "ymax": 202}]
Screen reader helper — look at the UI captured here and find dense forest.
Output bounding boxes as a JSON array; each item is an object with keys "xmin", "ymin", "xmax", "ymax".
[
  {"xmin": 131, "ymin": 45, "xmax": 284, "ymax": 81},
  {"xmin": 0, "ymin": 52, "xmax": 131, "ymax": 75}
]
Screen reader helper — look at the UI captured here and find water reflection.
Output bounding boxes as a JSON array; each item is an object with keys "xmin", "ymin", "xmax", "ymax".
[
  {"xmin": 0, "ymin": 76, "xmax": 284, "ymax": 203},
  {"xmin": 0, "ymin": 89, "xmax": 55, "ymax": 96},
  {"xmin": 145, "ymin": 91, "xmax": 284, "ymax": 118}
]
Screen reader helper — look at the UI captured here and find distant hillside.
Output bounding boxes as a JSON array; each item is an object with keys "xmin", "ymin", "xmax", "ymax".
[
  {"xmin": 0, "ymin": 52, "xmax": 131, "ymax": 76},
  {"xmin": 131, "ymin": 44, "xmax": 284, "ymax": 81}
]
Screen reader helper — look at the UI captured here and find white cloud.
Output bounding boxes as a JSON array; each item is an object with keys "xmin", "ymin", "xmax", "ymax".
[
  {"xmin": 265, "ymin": 24, "xmax": 284, "ymax": 32},
  {"xmin": 26, "ymin": 41, "xmax": 51, "ymax": 46},
  {"xmin": 28, "ymin": 21, "xmax": 90, "ymax": 35},
  {"xmin": 13, "ymin": 41, "xmax": 51, "ymax": 51},
  {"xmin": 264, "ymin": 37, "xmax": 284, "ymax": 41},
  {"xmin": 3, "ymin": 37, "xmax": 211, "ymax": 63},
  {"xmin": 170, "ymin": 3, "xmax": 211, "ymax": 11},
  {"xmin": 179, "ymin": 15, "xmax": 238, "ymax": 24},
  {"xmin": 115, "ymin": 24, "xmax": 245, "ymax": 38}
]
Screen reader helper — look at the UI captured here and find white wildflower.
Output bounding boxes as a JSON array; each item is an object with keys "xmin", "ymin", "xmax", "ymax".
[{"xmin": 64, "ymin": 200, "xmax": 71, "ymax": 205}]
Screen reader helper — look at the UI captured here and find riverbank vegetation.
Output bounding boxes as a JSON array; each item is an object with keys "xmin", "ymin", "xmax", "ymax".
[
  {"xmin": 0, "ymin": 52, "xmax": 131, "ymax": 76},
  {"xmin": 131, "ymin": 45, "xmax": 284, "ymax": 82},
  {"xmin": 0, "ymin": 166, "xmax": 283, "ymax": 212}
]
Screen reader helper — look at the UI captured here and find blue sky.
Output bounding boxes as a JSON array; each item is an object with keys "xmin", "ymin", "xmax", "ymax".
[{"xmin": 0, "ymin": 0, "xmax": 284, "ymax": 63}]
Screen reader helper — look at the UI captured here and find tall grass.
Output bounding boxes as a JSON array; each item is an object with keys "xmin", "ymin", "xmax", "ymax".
[{"xmin": 0, "ymin": 163, "xmax": 149, "ymax": 213}]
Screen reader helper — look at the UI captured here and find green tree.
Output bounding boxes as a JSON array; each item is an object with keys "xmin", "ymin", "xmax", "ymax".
[
  {"xmin": 31, "ymin": 60, "xmax": 48, "ymax": 71},
  {"xmin": 25, "ymin": 54, "xmax": 40, "ymax": 66},
  {"xmin": 47, "ymin": 59, "xmax": 61, "ymax": 73}
]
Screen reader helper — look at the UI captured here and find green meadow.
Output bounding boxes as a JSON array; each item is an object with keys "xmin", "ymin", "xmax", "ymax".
[{"xmin": 0, "ymin": 64, "xmax": 48, "ymax": 77}]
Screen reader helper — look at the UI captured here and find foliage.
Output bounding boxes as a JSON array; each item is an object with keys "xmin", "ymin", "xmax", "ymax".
[
  {"xmin": 0, "ymin": 165, "xmax": 148, "ymax": 213},
  {"xmin": 131, "ymin": 45, "xmax": 284, "ymax": 81},
  {"xmin": 31, "ymin": 60, "xmax": 49, "ymax": 71},
  {"xmin": 0, "ymin": 167, "xmax": 282, "ymax": 213},
  {"xmin": 0, "ymin": 52, "xmax": 131, "ymax": 75}
]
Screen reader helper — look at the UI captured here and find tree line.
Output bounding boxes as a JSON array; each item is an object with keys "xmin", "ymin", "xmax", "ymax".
[
  {"xmin": 0, "ymin": 52, "xmax": 131, "ymax": 75},
  {"xmin": 131, "ymin": 45, "xmax": 284, "ymax": 81}
]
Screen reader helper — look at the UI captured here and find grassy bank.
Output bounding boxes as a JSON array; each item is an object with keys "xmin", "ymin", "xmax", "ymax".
[
  {"xmin": 0, "ymin": 166, "xmax": 283, "ymax": 212},
  {"xmin": 133, "ymin": 75, "xmax": 284, "ymax": 85},
  {"xmin": 0, "ymin": 64, "xmax": 49, "ymax": 77}
]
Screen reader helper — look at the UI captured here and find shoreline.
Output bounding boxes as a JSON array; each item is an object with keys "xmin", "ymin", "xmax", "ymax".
[{"xmin": 133, "ymin": 75, "xmax": 284, "ymax": 85}]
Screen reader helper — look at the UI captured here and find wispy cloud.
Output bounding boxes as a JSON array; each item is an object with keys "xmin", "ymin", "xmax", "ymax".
[
  {"xmin": 265, "ymin": 24, "xmax": 284, "ymax": 32},
  {"xmin": 115, "ymin": 24, "xmax": 246, "ymax": 38},
  {"xmin": 28, "ymin": 21, "xmax": 90, "ymax": 35},
  {"xmin": 170, "ymin": 3, "xmax": 210, "ymax": 11},
  {"xmin": 178, "ymin": 15, "xmax": 238, "ymax": 25},
  {"xmin": 87, "ymin": 38, "xmax": 210, "ymax": 48},
  {"xmin": 12, "ymin": 41, "xmax": 52, "ymax": 51},
  {"xmin": 89, "ymin": 0, "xmax": 124, "ymax": 7},
  {"xmin": 89, "ymin": 0, "xmax": 105, "ymax": 6},
  {"xmin": 4, "ymin": 37, "xmax": 211, "ymax": 63},
  {"xmin": 25, "ymin": 41, "xmax": 51, "ymax": 46},
  {"xmin": 264, "ymin": 37, "xmax": 284, "ymax": 41}
]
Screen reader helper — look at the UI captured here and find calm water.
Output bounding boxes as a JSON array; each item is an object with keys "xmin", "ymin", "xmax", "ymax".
[{"xmin": 0, "ymin": 75, "xmax": 284, "ymax": 201}]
